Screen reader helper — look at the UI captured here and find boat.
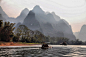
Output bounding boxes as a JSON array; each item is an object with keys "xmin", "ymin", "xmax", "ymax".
[
  {"xmin": 40, "ymin": 42, "xmax": 51, "ymax": 49},
  {"xmin": 60, "ymin": 42, "xmax": 67, "ymax": 45},
  {"xmin": 41, "ymin": 47, "xmax": 49, "ymax": 49}
]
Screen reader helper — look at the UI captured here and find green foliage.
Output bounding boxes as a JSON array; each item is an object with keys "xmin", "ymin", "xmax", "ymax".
[
  {"xmin": 21, "ymin": 36, "xmax": 26, "ymax": 42},
  {"xmin": 15, "ymin": 25, "xmax": 45, "ymax": 43},
  {"xmin": 0, "ymin": 20, "xmax": 15, "ymax": 42},
  {"xmin": 13, "ymin": 36, "xmax": 19, "ymax": 42}
]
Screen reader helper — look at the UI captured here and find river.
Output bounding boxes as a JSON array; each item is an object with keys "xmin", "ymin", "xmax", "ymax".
[{"xmin": 0, "ymin": 45, "xmax": 86, "ymax": 57}]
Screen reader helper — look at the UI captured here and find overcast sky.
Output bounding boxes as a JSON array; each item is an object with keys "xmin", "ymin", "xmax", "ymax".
[{"xmin": 1, "ymin": 0, "xmax": 86, "ymax": 32}]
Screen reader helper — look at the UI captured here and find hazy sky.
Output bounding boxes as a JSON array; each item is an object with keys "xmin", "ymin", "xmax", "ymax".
[{"xmin": 1, "ymin": 0, "xmax": 86, "ymax": 32}]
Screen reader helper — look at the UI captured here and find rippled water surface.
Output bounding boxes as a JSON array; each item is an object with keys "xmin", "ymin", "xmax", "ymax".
[{"xmin": 0, "ymin": 45, "xmax": 86, "ymax": 57}]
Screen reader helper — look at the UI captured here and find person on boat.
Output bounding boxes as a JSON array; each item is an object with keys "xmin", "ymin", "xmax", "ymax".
[{"xmin": 41, "ymin": 42, "xmax": 49, "ymax": 49}]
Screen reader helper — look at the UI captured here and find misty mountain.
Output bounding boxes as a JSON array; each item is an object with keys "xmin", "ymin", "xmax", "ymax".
[
  {"xmin": 40, "ymin": 22, "xmax": 58, "ymax": 37},
  {"xmin": 77, "ymin": 25, "xmax": 86, "ymax": 41},
  {"xmin": 16, "ymin": 8, "xmax": 29, "ymax": 23},
  {"xmin": 32, "ymin": 5, "xmax": 45, "ymax": 14},
  {"xmin": 23, "ymin": 11, "xmax": 41, "ymax": 31},
  {"xmin": 23, "ymin": 5, "xmax": 76, "ymax": 40},
  {"xmin": 0, "ymin": 5, "xmax": 76, "ymax": 40},
  {"xmin": 46, "ymin": 13, "xmax": 57, "ymax": 23},
  {"xmin": 32, "ymin": 5, "xmax": 57, "ymax": 24},
  {"xmin": 52, "ymin": 12, "xmax": 60, "ymax": 21},
  {"xmin": 0, "ymin": 6, "xmax": 7, "ymax": 21},
  {"xmin": 7, "ymin": 8, "xmax": 29, "ymax": 23},
  {"xmin": 0, "ymin": 6, "xmax": 15, "ymax": 22},
  {"xmin": 52, "ymin": 19, "xmax": 76, "ymax": 40},
  {"xmin": 32, "ymin": 5, "xmax": 62, "ymax": 37},
  {"xmin": 0, "ymin": 14, "xmax": 6, "ymax": 21}
]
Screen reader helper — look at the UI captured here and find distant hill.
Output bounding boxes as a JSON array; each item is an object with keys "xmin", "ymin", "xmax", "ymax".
[{"xmin": 76, "ymin": 25, "xmax": 86, "ymax": 41}]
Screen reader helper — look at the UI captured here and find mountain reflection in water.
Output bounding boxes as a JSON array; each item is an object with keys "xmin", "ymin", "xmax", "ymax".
[{"xmin": 0, "ymin": 45, "xmax": 86, "ymax": 57}]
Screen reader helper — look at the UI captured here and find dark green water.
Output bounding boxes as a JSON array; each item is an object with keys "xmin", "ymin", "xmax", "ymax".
[{"xmin": 0, "ymin": 45, "xmax": 86, "ymax": 57}]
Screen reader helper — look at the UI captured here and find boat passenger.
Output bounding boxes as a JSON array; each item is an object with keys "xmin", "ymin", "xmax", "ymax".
[{"xmin": 41, "ymin": 42, "xmax": 49, "ymax": 49}]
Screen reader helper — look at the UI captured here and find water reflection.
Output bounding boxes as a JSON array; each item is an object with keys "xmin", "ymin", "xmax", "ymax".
[{"xmin": 0, "ymin": 45, "xmax": 86, "ymax": 57}]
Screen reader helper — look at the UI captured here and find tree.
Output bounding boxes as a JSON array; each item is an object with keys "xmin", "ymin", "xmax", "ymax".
[
  {"xmin": 0, "ymin": 20, "xmax": 15, "ymax": 42},
  {"xmin": 33, "ymin": 30, "xmax": 45, "ymax": 43},
  {"xmin": 15, "ymin": 25, "xmax": 46, "ymax": 43},
  {"xmin": 13, "ymin": 36, "xmax": 19, "ymax": 42},
  {"xmin": 15, "ymin": 25, "xmax": 29, "ymax": 41}
]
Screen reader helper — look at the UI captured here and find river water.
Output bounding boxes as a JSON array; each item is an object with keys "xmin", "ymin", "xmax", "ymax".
[{"xmin": 0, "ymin": 45, "xmax": 86, "ymax": 57}]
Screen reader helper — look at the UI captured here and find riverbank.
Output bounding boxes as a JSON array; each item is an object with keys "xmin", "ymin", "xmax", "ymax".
[{"xmin": 0, "ymin": 42, "xmax": 41, "ymax": 46}]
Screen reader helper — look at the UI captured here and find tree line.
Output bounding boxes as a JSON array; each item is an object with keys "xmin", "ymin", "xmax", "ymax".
[{"xmin": 0, "ymin": 20, "xmax": 86, "ymax": 45}]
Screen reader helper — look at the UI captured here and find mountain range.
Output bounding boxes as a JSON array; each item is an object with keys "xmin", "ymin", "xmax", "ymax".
[{"xmin": 0, "ymin": 5, "xmax": 76, "ymax": 40}]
